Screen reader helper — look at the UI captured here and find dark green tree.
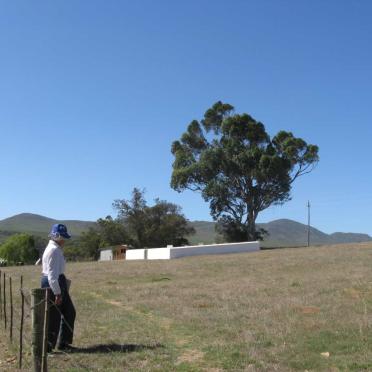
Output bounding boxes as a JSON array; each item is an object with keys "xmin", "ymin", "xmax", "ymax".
[
  {"xmin": 78, "ymin": 216, "xmax": 129, "ymax": 260},
  {"xmin": 113, "ymin": 188, "xmax": 195, "ymax": 248},
  {"xmin": 33, "ymin": 235, "xmax": 48, "ymax": 259},
  {"xmin": 113, "ymin": 188, "xmax": 148, "ymax": 248},
  {"xmin": 0, "ymin": 233, "xmax": 38, "ymax": 264},
  {"xmin": 145, "ymin": 199, "xmax": 195, "ymax": 247},
  {"xmin": 78, "ymin": 228, "xmax": 102, "ymax": 260},
  {"xmin": 171, "ymin": 101, "xmax": 319, "ymax": 242},
  {"xmin": 96, "ymin": 216, "xmax": 131, "ymax": 247}
]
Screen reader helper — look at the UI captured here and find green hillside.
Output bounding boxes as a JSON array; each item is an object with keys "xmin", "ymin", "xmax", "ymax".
[
  {"xmin": 188, "ymin": 219, "xmax": 372, "ymax": 247},
  {"xmin": 0, "ymin": 213, "xmax": 371, "ymax": 247},
  {"xmin": 0, "ymin": 213, "xmax": 96, "ymax": 238},
  {"xmin": 187, "ymin": 220, "xmax": 223, "ymax": 245},
  {"xmin": 259, "ymin": 219, "xmax": 330, "ymax": 247}
]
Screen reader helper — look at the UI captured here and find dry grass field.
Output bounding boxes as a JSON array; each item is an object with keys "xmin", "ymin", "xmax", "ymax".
[{"xmin": 1, "ymin": 242, "xmax": 372, "ymax": 371}]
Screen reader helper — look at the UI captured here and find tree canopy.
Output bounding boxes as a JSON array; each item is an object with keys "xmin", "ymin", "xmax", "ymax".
[
  {"xmin": 76, "ymin": 188, "xmax": 195, "ymax": 260},
  {"xmin": 113, "ymin": 188, "xmax": 195, "ymax": 248},
  {"xmin": 77, "ymin": 216, "xmax": 129, "ymax": 260},
  {"xmin": 0, "ymin": 233, "xmax": 38, "ymax": 264},
  {"xmin": 171, "ymin": 101, "xmax": 319, "ymax": 242}
]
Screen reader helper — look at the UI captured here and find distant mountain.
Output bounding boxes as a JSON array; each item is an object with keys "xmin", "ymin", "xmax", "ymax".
[
  {"xmin": 0, "ymin": 213, "xmax": 96, "ymax": 239},
  {"xmin": 188, "ymin": 219, "xmax": 372, "ymax": 247},
  {"xmin": 258, "ymin": 219, "xmax": 329, "ymax": 247},
  {"xmin": 188, "ymin": 221, "xmax": 222, "ymax": 245},
  {"xmin": 0, "ymin": 213, "xmax": 371, "ymax": 248},
  {"xmin": 329, "ymin": 232, "xmax": 372, "ymax": 244}
]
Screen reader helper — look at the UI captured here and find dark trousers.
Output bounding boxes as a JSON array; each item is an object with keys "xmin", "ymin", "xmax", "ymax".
[{"xmin": 41, "ymin": 274, "xmax": 76, "ymax": 349}]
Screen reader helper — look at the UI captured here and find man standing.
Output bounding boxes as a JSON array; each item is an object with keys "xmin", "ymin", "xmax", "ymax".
[{"xmin": 41, "ymin": 224, "xmax": 76, "ymax": 351}]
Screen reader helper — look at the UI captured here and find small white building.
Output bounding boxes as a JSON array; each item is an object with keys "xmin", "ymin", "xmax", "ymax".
[{"xmin": 99, "ymin": 245, "xmax": 128, "ymax": 261}]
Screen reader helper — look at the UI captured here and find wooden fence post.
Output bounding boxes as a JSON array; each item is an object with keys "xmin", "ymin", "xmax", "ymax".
[
  {"xmin": 41, "ymin": 289, "xmax": 49, "ymax": 372},
  {"xmin": 3, "ymin": 272, "xmax": 6, "ymax": 329},
  {"xmin": 0, "ymin": 269, "xmax": 2, "ymax": 321},
  {"xmin": 19, "ymin": 276, "xmax": 24, "ymax": 370},
  {"xmin": 31, "ymin": 288, "xmax": 47, "ymax": 372},
  {"xmin": 9, "ymin": 276, "xmax": 13, "ymax": 342}
]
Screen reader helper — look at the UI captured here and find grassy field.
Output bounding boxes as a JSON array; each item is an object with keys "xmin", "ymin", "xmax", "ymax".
[{"xmin": 1, "ymin": 243, "xmax": 372, "ymax": 371}]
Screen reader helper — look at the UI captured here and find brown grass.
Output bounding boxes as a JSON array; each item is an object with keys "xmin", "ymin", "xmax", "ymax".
[{"xmin": 1, "ymin": 242, "xmax": 372, "ymax": 371}]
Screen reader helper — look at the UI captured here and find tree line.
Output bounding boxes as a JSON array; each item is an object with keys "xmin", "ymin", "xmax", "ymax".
[
  {"xmin": 0, "ymin": 188, "xmax": 195, "ymax": 264},
  {"xmin": 0, "ymin": 188, "xmax": 195, "ymax": 265},
  {"xmin": 66, "ymin": 188, "xmax": 195, "ymax": 260}
]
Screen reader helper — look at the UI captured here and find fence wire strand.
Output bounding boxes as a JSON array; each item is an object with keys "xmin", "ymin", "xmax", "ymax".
[
  {"xmin": 0, "ymin": 271, "xmax": 85, "ymax": 371},
  {"xmin": 0, "ymin": 270, "xmax": 33, "ymax": 370}
]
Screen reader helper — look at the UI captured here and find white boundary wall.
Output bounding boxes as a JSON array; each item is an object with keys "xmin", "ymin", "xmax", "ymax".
[
  {"xmin": 170, "ymin": 241, "xmax": 259, "ymax": 259},
  {"xmin": 126, "ymin": 241, "xmax": 260, "ymax": 260},
  {"xmin": 126, "ymin": 249, "xmax": 146, "ymax": 260},
  {"xmin": 147, "ymin": 247, "xmax": 171, "ymax": 260}
]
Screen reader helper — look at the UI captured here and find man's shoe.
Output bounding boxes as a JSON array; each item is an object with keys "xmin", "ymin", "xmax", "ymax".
[{"xmin": 57, "ymin": 343, "xmax": 75, "ymax": 352}]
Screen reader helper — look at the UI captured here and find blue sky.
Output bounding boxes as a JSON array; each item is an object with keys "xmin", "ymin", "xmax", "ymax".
[{"xmin": 0, "ymin": 1, "xmax": 371, "ymax": 234}]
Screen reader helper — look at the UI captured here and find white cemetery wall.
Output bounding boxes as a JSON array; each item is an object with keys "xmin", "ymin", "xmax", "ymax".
[
  {"xmin": 170, "ymin": 241, "xmax": 260, "ymax": 259},
  {"xmin": 126, "ymin": 249, "xmax": 146, "ymax": 260}
]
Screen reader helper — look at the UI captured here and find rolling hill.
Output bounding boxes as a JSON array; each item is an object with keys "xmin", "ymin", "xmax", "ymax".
[
  {"xmin": 259, "ymin": 219, "xmax": 372, "ymax": 247},
  {"xmin": 0, "ymin": 213, "xmax": 371, "ymax": 247},
  {"xmin": 0, "ymin": 213, "xmax": 96, "ymax": 238},
  {"xmin": 188, "ymin": 219, "xmax": 372, "ymax": 247}
]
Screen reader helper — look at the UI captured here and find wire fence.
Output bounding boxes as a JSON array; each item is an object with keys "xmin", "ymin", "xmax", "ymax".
[
  {"xmin": 0, "ymin": 269, "xmax": 33, "ymax": 370},
  {"xmin": 0, "ymin": 269, "xmax": 85, "ymax": 371}
]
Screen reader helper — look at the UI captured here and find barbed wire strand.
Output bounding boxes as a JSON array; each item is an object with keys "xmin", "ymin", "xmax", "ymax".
[{"xmin": 1, "ymin": 274, "xmax": 90, "ymax": 371}]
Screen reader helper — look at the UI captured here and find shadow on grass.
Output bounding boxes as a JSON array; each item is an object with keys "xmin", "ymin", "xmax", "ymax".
[{"xmin": 64, "ymin": 343, "xmax": 164, "ymax": 354}]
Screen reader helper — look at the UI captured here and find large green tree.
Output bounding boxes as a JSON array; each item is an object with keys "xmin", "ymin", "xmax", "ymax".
[
  {"xmin": 113, "ymin": 188, "xmax": 195, "ymax": 248},
  {"xmin": 171, "ymin": 101, "xmax": 319, "ymax": 242},
  {"xmin": 78, "ymin": 216, "xmax": 129, "ymax": 260},
  {"xmin": 77, "ymin": 228, "xmax": 102, "ymax": 260},
  {"xmin": 0, "ymin": 233, "xmax": 38, "ymax": 264}
]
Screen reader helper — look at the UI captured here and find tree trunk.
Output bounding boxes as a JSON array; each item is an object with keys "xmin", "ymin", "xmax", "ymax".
[{"xmin": 246, "ymin": 209, "xmax": 257, "ymax": 241}]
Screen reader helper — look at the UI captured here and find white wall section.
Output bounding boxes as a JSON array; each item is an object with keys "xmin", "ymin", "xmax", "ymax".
[
  {"xmin": 126, "ymin": 249, "xmax": 146, "ymax": 260},
  {"xmin": 125, "ymin": 241, "xmax": 260, "ymax": 260}
]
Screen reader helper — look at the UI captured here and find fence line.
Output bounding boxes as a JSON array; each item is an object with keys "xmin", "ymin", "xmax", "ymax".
[
  {"xmin": 0, "ymin": 271, "xmax": 2, "ymax": 319},
  {"xmin": 10, "ymin": 276, "xmax": 13, "ymax": 342},
  {"xmin": 41, "ymin": 290, "xmax": 49, "ymax": 372},
  {"xmin": 20, "ymin": 274, "xmax": 25, "ymax": 369},
  {"xmin": 0, "ymin": 269, "xmax": 33, "ymax": 370},
  {"xmin": 3, "ymin": 271, "xmax": 7, "ymax": 329},
  {"xmin": 0, "ymin": 269, "xmax": 85, "ymax": 372}
]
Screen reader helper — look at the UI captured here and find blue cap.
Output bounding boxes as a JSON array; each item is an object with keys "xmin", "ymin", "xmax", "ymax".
[{"xmin": 49, "ymin": 224, "xmax": 71, "ymax": 239}]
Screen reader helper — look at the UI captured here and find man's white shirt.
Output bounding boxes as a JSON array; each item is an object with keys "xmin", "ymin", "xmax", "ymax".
[{"xmin": 42, "ymin": 240, "xmax": 65, "ymax": 295}]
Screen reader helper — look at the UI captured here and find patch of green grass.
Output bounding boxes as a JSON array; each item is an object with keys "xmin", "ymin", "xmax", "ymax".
[
  {"xmin": 204, "ymin": 344, "xmax": 258, "ymax": 370},
  {"xmin": 306, "ymin": 329, "xmax": 370, "ymax": 354},
  {"xmin": 348, "ymin": 361, "xmax": 372, "ymax": 371}
]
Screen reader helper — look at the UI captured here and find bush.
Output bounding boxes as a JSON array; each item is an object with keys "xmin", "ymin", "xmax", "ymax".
[{"xmin": 0, "ymin": 234, "xmax": 38, "ymax": 265}]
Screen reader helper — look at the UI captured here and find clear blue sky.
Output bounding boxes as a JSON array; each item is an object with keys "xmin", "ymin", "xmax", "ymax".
[{"xmin": 0, "ymin": 1, "xmax": 371, "ymax": 234}]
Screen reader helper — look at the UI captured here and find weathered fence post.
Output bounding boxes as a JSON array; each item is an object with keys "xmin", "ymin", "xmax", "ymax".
[
  {"xmin": 41, "ymin": 289, "xmax": 49, "ymax": 372},
  {"xmin": 9, "ymin": 276, "xmax": 13, "ymax": 342},
  {"xmin": 0, "ymin": 269, "xmax": 2, "ymax": 321},
  {"xmin": 31, "ymin": 288, "xmax": 47, "ymax": 372},
  {"xmin": 3, "ymin": 272, "xmax": 6, "ymax": 329},
  {"xmin": 19, "ymin": 276, "xmax": 24, "ymax": 369}
]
